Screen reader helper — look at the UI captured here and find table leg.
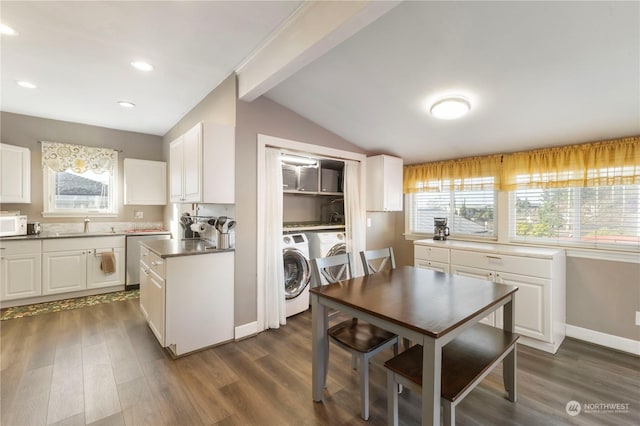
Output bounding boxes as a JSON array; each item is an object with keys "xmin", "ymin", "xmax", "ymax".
[
  {"xmin": 503, "ymin": 296, "xmax": 517, "ymax": 402},
  {"xmin": 421, "ymin": 337, "xmax": 442, "ymax": 426},
  {"xmin": 311, "ymin": 293, "xmax": 328, "ymax": 401}
]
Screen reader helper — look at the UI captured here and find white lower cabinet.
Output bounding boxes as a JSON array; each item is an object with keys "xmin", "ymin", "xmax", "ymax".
[
  {"xmin": 0, "ymin": 240, "xmax": 42, "ymax": 301},
  {"xmin": 43, "ymin": 237, "xmax": 125, "ymax": 295},
  {"xmin": 415, "ymin": 240, "xmax": 565, "ymax": 353},
  {"xmin": 140, "ymin": 247, "xmax": 234, "ymax": 357}
]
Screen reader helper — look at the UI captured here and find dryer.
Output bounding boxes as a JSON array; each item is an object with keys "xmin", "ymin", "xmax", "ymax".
[
  {"xmin": 307, "ymin": 231, "xmax": 348, "ymax": 285},
  {"xmin": 282, "ymin": 233, "xmax": 311, "ymax": 317}
]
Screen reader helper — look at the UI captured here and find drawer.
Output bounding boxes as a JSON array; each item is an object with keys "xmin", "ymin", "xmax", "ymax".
[
  {"xmin": 414, "ymin": 245, "xmax": 450, "ymax": 263},
  {"xmin": 415, "ymin": 259, "xmax": 449, "ymax": 273},
  {"xmin": 451, "ymin": 249, "xmax": 552, "ymax": 279},
  {"xmin": 0, "ymin": 240, "xmax": 41, "ymax": 255},
  {"xmin": 147, "ymin": 251, "xmax": 165, "ymax": 279}
]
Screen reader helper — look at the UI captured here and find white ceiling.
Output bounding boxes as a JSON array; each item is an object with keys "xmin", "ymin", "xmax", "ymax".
[
  {"xmin": 266, "ymin": 1, "xmax": 640, "ymax": 163},
  {"xmin": 0, "ymin": 1, "xmax": 301, "ymax": 135},
  {"xmin": 1, "ymin": 1, "xmax": 639, "ymax": 164}
]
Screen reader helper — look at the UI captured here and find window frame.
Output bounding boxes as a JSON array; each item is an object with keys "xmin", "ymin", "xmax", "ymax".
[
  {"xmin": 405, "ymin": 185, "xmax": 498, "ymax": 240},
  {"xmin": 509, "ymin": 184, "xmax": 640, "ymax": 250},
  {"xmin": 42, "ymin": 156, "xmax": 119, "ymax": 218}
]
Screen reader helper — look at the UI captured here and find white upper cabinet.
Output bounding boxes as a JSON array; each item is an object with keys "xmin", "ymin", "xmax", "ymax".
[
  {"xmin": 366, "ymin": 154, "xmax": 403, "ymax": 211},
  {"xmin": 0, "ymin": 143, "xmax": 31, "ymax": 203},
  {"xmin": 169, "ymin": 122, "xmax": 235, "ymax": 204},
  {"xmin": 124, "ymin": 158, "xmax": 167, "ymax": 205}
]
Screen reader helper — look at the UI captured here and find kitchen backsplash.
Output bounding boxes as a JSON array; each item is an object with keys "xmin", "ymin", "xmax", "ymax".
[{"xmin": 41, "ymin": 221, "xmax": 165, "ymax": 234}]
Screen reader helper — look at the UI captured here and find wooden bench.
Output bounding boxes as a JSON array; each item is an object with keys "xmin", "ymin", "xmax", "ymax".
[{"xmin": 384, "ymin": 324, "xmax": 519, "ymax": 425}]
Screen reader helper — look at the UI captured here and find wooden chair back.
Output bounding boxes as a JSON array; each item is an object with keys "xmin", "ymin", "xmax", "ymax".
[
  {"xmin": 311, "ymin": 253, "xmax": 355, "ymax": 286},
  {"xmin": 360, "ymin": 247, "xmax": 396, "ymax": 276}
]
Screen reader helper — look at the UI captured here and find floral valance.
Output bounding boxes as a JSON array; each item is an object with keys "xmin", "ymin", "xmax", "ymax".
[
  {"xmin": 41, "ymin": 141, "xmax": 117, "ymax": 174},
  {"xmin": 404, "ymin": 136, "xmax": 640, "ymax": 193}
]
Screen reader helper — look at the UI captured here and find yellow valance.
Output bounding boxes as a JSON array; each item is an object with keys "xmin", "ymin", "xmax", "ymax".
[
  {"xmin": 501, "ymin": 137, "xmax": 639, "ymax": 190},
  {"xmin": 404, "ymin": 136, "xmax": 639, "ymax": 193},
  {"xmin": 404, "ymin": 155, "xmax": 502, "ymax": 192}
]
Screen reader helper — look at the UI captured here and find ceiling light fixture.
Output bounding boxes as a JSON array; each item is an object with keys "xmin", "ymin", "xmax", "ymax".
[
  {"xmin": 118, "ymin": 101, "xmax": 136, "ymax": 108},
  {"xmin": 130, "ymin": 61, "xmax": 154, "ymax": 72},
  {"xmin": 430, "ymin": 96, "xmax": 471, "ymax": 120},
  {"xmin": 17, "ymin": 81, "xmax": 36, "ymax": 89},
  {"xmin": 0, "ymin": 24, "xmax": 17, "ymax": 36}
]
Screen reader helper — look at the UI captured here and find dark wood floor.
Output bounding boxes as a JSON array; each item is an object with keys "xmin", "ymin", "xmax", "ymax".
[{"xmin": 1, "ymin": 298, "xmax": 638, "ymax": 425}]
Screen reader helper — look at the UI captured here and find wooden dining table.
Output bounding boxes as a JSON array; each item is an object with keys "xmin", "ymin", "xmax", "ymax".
[{"xmin": 310, "ymin": 266, "xmax": 518, "ymax": 426}]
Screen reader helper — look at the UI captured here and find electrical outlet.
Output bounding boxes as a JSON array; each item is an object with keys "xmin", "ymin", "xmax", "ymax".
[
  {"xmin": 636, "ymin": 311, "xmax": 640, "ymax": 326},
  {"xmin": 134, "ymin": 211, "xmax": 143, "ymax": 219}
]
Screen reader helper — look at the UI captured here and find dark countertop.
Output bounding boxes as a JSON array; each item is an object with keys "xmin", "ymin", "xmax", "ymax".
[
  {"xmin": 0, "ymin": 230, "xmax": 171, "ymax": 241},
  {"xmin": 140, "ymin": 239, "xmax": 234, "ymax": 258}
]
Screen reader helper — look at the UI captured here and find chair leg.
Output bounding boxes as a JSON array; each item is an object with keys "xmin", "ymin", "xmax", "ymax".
[
  {"xmin": 323, "ymin": 346, "xmax": 329, "ymax": 388},
  {"xmin": 360, "ymin": 354, "xmax": 369, "ymax": 421},
  {"xmin": 442, "ymin": 399, "xmax": 454, "ymax": 426},
  {"xmin": 387, "ymin": 370, "xmax": 398, "ymax": 426},
  {"xmin": 402, "ymin": 338, "xmax": 412, "ymax": 351},
  {"xmin": 351, "ymin": 353, "xmax": 358, "ymax": 370}
]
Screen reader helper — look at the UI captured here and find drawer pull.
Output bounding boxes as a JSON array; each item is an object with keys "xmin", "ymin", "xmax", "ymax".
[{"xmin": 486, "ymin": 255, "xmax": 502, "ymax": 260}]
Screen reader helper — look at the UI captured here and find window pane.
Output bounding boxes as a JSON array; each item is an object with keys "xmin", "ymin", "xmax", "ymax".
[
  {"xmin": 408, "ymin": 187, "xmax": 496, "ymax": 237},
  {"xmin": 513, "ymin": 185, "xmax": 640, "ymax": 248},
  {"xmin": 579, "ymin": 185, "xmax": 640, "ymax": 246},
  {"xmin": 54, "ymin": 170, "xmax": 110, "ymax": 210}
]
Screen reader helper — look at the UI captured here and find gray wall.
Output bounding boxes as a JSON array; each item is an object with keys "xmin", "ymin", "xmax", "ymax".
[
  {"xmin": 566, "ymin": 257, "xmax": 640, "ymax": 341},
  {"xmin": 0, "ymin": 112, "xmax": 165, "ymax": 224},
  {"xmin": 235, "ymin": 96, "xmax": 366, "ymax": 325}
]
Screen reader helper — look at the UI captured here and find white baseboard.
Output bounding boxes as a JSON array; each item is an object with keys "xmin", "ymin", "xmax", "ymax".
[
  {"xmin": 565, "ymin": 324, "xmax": 640, "ymax": 356},
  {"xmin": 235, "ymin": 321, "xmax": 258, "ymax": 341}
]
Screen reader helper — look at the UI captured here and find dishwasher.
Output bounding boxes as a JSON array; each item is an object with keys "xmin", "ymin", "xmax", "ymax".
[{"xmin": 126, "ymin": 233, "xmax": 171, "ymax": 289}]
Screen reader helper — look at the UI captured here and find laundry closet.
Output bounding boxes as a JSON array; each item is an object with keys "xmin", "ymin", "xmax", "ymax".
[{"xmin": 280, "ymin": 153, "xmax": 348, "ymax": 318}]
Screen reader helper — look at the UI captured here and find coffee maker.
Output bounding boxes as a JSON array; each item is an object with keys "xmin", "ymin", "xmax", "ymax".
[{"xmin": 433, "ymin": 217, "xmax": 450, "ymax": 240}]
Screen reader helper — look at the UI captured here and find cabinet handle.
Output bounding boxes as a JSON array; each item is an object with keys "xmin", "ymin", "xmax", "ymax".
[
  {"xmin": 151, "ymin": 260, "xmax": 164, "ymax": 266},
  {"xmin": 486, "ymin": 255, "xmax": 502, "ymax": 260}
]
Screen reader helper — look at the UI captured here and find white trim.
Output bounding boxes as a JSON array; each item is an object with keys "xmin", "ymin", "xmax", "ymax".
[
  {"xmin": 565, "ymin": 324, "xmax": 640, "ymax": 356},
  {"xmin": 256, "ymin": 133, "xmax": 366, "ymax": 333},
  {"xmin": 235, "ymin": 321, "xmax": 259, "ymax": 341}
]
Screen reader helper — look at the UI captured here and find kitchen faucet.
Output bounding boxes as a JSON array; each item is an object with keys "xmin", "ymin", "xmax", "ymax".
[{"xmin": 84, "ymin": 216, "xmax": 90, "ymax": 233}]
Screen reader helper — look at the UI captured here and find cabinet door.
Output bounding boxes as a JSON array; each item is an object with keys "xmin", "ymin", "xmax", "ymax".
[
  {"xmin": 366, "ymin": 155, "xmax": 402, "ymax": 211},
  {"xmin": 139, "ymin": 264, "xmax": 150, "ymax": 320},
  {"xmin": 450, "ymin": 264, "xmax": 495, "ymax": 326},
  {"xmin": 169, "ymin": 136, "xmax": 184, "ymax": 202},
  {"xmin": 0, "ymin": 253, "xmax": 41, "ymax": 300},
  {"xmin": 182, "ymin": 123, "xmax": 202, "ymax": 202},
  {"xmin": 43, "ymin": 251, "xmax": 87, "ymax": 295},
  {"xmin": 124, "ymin": 159, "xmax": 167, "ymax": 205},
  {"xmin": 0, "ymin": 143, "xmax": 31, "ymax": 203},
  {"xmin": 147, "ymin": 271, "xmax": 165, "ymax": 346},
  {"xmin": 496, "ymin": 272, "xmax": 550, "ymax": 342},
  {"xmin": 86, "ymin": 247, "xmax": 125, "ymax": 289},
  {"xmin": 415, "ymin": 259, "xmax": 449, "ymax": 273}
]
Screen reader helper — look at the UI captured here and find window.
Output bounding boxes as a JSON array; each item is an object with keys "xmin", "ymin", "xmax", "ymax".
[
  {"xmin": 407, "ymin": 177, "xmax": 497, "ymax": 238},
  {"xmin": 512, "ymin": 183, "xmax": 640, "ymax": 249},
  {"xmin": 42, "ymin": 141, "xmax": 118, "ymax": 216}
]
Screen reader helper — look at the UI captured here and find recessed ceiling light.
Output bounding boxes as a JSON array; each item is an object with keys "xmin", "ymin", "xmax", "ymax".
[
  {"xmin": 130, "ymin": 61, "xmax": 154, "ymax": 72},
  {"xmin": 118, "ymin": 101, "xmax": 136, "ymax": 108},
  {"xmin": 0, "ymin": 24, "xmax": 17, "ymax": 36},
  {"xmin": 17, "ymin": 81, "xmax": 36, "ymax": 89},
  {"xmin": 430, "ymin": 96, "xmax": 471, "ymax": 120}
]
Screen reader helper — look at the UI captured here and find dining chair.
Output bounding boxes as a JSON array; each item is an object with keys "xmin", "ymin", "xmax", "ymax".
[
  {"xmin": 311, "ymin": 253, "xmax": 400, "ymax": 421},
  {"xmin": 360, "ymin": 247, "xmax": 396, "ymax": 276}
]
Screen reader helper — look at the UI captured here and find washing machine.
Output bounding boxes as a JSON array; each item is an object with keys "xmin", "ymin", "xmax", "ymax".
[
  {"xmin": 306, "ymin": 231, "xmax": 348, "ymax": 285},
  {"xmin": 282, "ymin": 233, "xmax": 311, "ymax": 317}
]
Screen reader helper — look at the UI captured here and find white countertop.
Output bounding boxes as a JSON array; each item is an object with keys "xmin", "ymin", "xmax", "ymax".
[{"xmin": 414, "ymin": 238, "xmax": 564, "ymax": 258}]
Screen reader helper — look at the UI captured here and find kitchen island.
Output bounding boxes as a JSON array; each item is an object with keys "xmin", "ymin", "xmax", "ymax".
[{"xmin": 139, "ymin": 239, "xmax": 234, "ymax": 357}]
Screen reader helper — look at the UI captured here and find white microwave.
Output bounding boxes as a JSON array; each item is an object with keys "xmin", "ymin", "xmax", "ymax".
[{"xmin": 0, "ymin": 215, "xmax": 27, "ymax": 236}]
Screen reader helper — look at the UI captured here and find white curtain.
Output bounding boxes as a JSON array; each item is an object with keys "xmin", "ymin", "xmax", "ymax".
[
  {"xmin": 263, "ymin": 148, "xmax": 286, "ymax": 328},
  {"xmin": 344, "ymin": 160, "xmax": 367, "ymax": 277}
]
